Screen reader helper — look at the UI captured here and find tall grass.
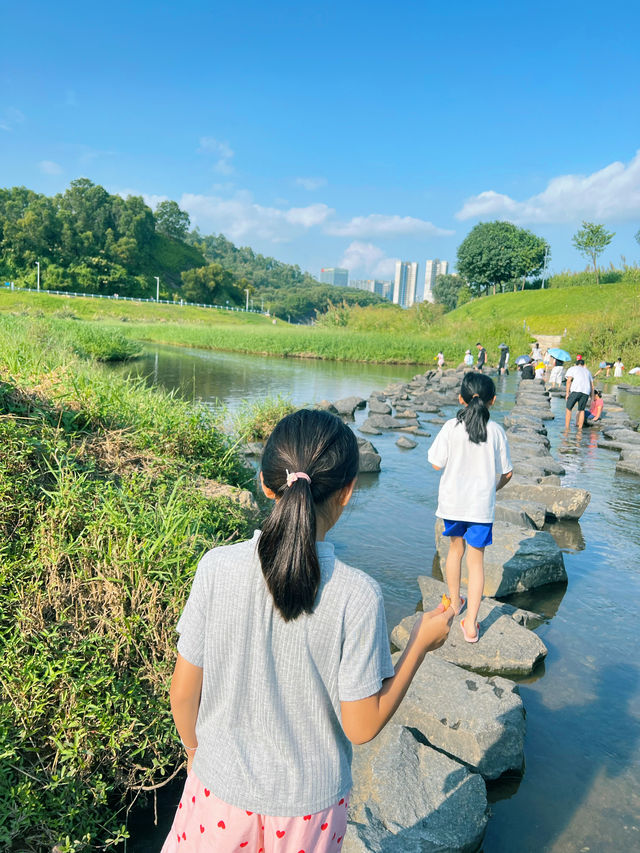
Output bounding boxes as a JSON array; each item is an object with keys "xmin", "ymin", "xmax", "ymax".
[{"xmin": 0, "ymin": 315, "xmax": 257, "ymax": 851}]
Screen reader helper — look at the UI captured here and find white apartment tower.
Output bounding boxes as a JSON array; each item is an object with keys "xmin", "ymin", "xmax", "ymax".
[
  {"xmin": 423, "ymin": 258, "xmax": 449, "ymax": 303},
  {"xmin": 393, "ymin": 261, "xmax": 419, "ymax": 307}
]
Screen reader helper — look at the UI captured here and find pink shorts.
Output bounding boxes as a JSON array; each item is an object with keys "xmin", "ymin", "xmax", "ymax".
[{"xmin": 161, "ymin": 771, "xmax": 349, "ymax": 852}]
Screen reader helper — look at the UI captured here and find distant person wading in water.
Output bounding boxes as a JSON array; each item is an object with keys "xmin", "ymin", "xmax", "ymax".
[
  {"xmin": 162, "ymin": 409, "xmax": 453, "ymax": 852},
  {"xmin": 428, "ymin": 373, "xmax": 513, "ymax": 643}
]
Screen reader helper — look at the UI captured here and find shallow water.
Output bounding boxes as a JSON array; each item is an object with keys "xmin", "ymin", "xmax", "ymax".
[{"xmin": 114, "ymin": 348, "xmax": 640, "ymax": 852}]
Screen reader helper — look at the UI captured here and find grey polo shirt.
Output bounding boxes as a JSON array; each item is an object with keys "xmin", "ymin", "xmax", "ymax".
[{"xmin": 176, "ymin": 530, "xmax": 394, "ymax": 816}]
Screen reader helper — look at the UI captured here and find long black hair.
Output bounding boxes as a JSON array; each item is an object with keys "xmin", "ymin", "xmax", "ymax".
[
  {"xmin": 456, "ymin": 371, "xmax": 496, "ymax": 444},
  {"xmin": 258, "ymin": 408, "xmax": 359, "ymax": 621}
]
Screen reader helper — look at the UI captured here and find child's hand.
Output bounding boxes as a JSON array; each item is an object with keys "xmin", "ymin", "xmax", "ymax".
[{"xmin": 410, "ymin": 606, "xmax": 454, "ymax": 653}]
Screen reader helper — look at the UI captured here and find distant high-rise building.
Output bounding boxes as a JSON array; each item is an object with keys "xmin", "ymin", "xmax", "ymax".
[
  {"xmin": 320, "ymin": 267, "xmax": 349, "ymax": 287},
  {"xmin": 423, "ymin": 258, "xmax": 449, "ymax": 303},
  {"xmin": 393, "ymin": 261, "xmax": 419, "ymax": 307},
  {"xmin": 350, "ymin": 279, "xmax": 393, "ymax": 300}
]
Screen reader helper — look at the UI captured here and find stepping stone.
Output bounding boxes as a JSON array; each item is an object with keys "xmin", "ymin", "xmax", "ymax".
[
  {"xmin": 368, "ymin": 398, "xmax": 392, "ymax": 415},
  {"xmin": 363, "ymin": 414, "xmax": 416, "ymax": 430},
  {"xmin": 333, "ymin": 396, "xmax": 366, "ymax": 416},
  {"xmin": 495, "ymin": 498, "xmax": 547, "ymax": 529},
  {"xmin": 358, "ymin": 423, "xmax": 382, "ymax": 435},
  {"xmin": 345, "ymin": 725, "xmax": 488, "ymax": 853},
  {"xmin": 314, "ymin": 399, "xmax": 338, "ymax": 413},
  {"xmin": 434, "ymin": 519, "xmax": 567, "ymax": 597},
  {"xmin": 616, "ymin": 449, "xmax": 640, "ymax": 476},
  {"xmin": 499, "ymin": 483, "xmax": 590, "ymax": 520},
  {"xmin": 416, "ymin": 575, "xmax": 543, "ymax": 629},
  {"xmin": 392, "ymin": 655, "xmax": 525, "ymax": 779},
  {"xmin": 357, "ymin": 437, "xmax": 381, "ymax": 473},
  {"xmin": 396, "ymin": 435, "xmax": 418, "ymax": 449}
]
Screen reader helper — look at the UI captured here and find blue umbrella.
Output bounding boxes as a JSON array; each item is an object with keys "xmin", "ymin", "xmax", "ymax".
[
  {"xmin": 515, "ymin": 355, "xmax": 533, "ymax": 365},
  {"xmin": 548, "ymin": 347, "xmax": 571, "ymax": 362}
]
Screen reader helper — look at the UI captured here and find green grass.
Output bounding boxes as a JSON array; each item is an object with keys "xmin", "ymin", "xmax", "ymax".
[
  {"xmin": 0, "ymin": 314, "xmax": 262, "ymax": 851},
  {"xmin": 2, "ymin": 283, "xmax": 640, "ymax": 373}
]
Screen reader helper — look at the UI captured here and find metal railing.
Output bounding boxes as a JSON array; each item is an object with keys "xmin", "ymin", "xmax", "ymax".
[{"xmin": 2, "ymin": 285, "xmax": 265, "ymax": 315}]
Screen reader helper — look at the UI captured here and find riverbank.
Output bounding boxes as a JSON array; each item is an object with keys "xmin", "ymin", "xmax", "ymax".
[
  {"xmin": 0, "ymin": 314, "xmax": 264, "ymax": 851},
  {"xmin": 2, "ymin": 285, "xmax": 640, "ymax": 372}
]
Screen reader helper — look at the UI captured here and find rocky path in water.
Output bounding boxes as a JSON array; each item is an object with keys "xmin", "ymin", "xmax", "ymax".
[
  {"xmin": 307, "ymin": 367, "xmax": 637, "ymax": 853},
  {"xmin": 531, "ymin": 332, "xmax": 563, "ymax": 352}
]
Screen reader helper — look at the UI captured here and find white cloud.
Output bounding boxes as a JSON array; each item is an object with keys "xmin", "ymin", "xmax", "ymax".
[
  {"xmin": 339, "ymin": 241, "xmax": 398, "ymax": 278},
  {"xmin": 456, "ymin": 150, "xmax": 640, "ymax": 223},
  {"xmin": 295, "ymin": 176, "xmax": 327, "ymax": 191},
  {"xmin": 327, "ymin": 213, "xmax": 454, "ymax": 238},
  {"xmin": 38, "ymin": 160, "xmax": 62, "ymax": 175},
  {"xmin": 198, "ymin": 137, "xmax": 235, "ymax": 175},
  {"xmin": 0, "ymin": 107, "xmax": 25, "ymax": 131},
  {"xmin": 180, "ymin": 191, "xmax": 334, "ymax": 242}
]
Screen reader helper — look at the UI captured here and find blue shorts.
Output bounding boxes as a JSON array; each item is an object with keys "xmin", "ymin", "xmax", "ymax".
[{"xmin": 442, "ymin": 519, "xmax": 493, "ymax": 548}]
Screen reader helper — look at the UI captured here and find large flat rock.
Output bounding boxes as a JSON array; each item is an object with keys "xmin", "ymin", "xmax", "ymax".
[
  {"xmin": 435, "ymin": 519, "xmax": 567, "ymax": 597},
  {"xmin": 498, "ymin": 483, "xmax": 590, "ymax": 520},
  {"xmin": 494, "ymin": 498, "xmax": 547, "ymax": 529},
  {"xmin": 334, "ymin": 396, "xmax": 367, "ymax": 416},
  {"xmin": 391, "ymin": 656, "xmax": 525, "ymax": 779},
  {"xmin": 345, "ymin": 725, "xmax": 488, "ymax": 853}
]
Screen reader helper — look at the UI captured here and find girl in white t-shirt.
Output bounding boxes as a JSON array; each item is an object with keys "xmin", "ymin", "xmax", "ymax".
[
  {"xmin": 163, "ymin": 409, "xmax": 453, "ymax": 852},
  {"xmin": 428, "ymin": 373, "xmax": 513, "ymax": 643}
]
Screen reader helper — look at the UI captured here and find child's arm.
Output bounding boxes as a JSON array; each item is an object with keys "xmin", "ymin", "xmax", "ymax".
[
  {"xmin": 340, "ymin": 607, "xmax": 454, "ymax": 745},
  {"xmin": 496, "ymin": 471, "xmax": 512, "ymax": 491},
  {"xmin": 170, "ymin": 653, "xmax": 203, "ymax": 772}
]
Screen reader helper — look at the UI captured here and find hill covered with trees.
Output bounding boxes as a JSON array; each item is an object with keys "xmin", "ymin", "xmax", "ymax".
[{"xmin": 0, "ymin": 180, "xmax": 383, "ymax": 322}]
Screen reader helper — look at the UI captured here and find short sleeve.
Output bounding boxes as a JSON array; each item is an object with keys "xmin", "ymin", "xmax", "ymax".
[
  {"xmin": 494, "ymin": 426, "xmax": 513, "ymax": 476},
  {"xmin": 338, "ymin": 584, "xmax": 394, "ymax": 702},
  {"xmin": 427, "ymin": 421, "xmax": 451, "ymax": 469},
  {"xmin": 176, "ymin": 557, "xmax": 210, "ymax": 668}
]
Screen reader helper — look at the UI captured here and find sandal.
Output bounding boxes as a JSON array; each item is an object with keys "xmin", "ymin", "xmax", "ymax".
[
  {"xmin": 437, "ymin": 596, "xmax": 466, "ymax": 615},
  {"xmin": 461, "ymin": 619, "xmax": 480, "ymax": 643}
]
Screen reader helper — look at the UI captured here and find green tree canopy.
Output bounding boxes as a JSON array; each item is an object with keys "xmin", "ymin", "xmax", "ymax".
[
  {"xmin": 456, "ymin": 221, "xmax": 549, "ymax": 297},
  {"xmin": 180, "ymin": 263, "xmax": 242, "ymax": 305},
  {"xmin": 432, "ymin": 273, "xmax": 466, "ymax": 312},
  {"xmin": 571, "ymin": 221, "xmax": 614, "ymax": 285},
  {"xmin": 155, "ymin": 200, "xmax": 191, "ymax": 241}
]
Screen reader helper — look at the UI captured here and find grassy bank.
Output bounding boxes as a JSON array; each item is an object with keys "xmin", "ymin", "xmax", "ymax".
[
  {"xmin": 2, "ymin": 283, "xmax": 639, "ymax": 371},
  {"xmin": 0, "ymin": 314, "xmax": 264, "ymax": 851}
]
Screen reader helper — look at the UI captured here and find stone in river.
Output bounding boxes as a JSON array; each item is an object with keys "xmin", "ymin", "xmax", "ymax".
[
  {"xmin": 498, "ymin": 483, "xmax": 590, "ymax": 520},
  {"xmin": 391, "ymin": 655, "xmax": 526, "ymax": 780},
  {"xmin": 364, "ymin": 413, "xmax": 417, "ymax": 430},
  {"xmin": 494, "ymin": 498, "xmax": 547, "ymax": 529},
  {"xmin": 357, "ymin": 437, "xmax": 381, "ymax": 473},
  {"xmin": 616, "ymin": 449, "xmax": 640, "ymax": 476},
  {"xmin": 396, "ymin": 435, "xmax": 418, "ymax": 449},
  {"xmin": 392, "ymin": 608, "xmax": 547, "ymax": 678},
  {"xmin": 333, "ymin": 396, "xmax": 366, "ymax": 416},
  {"xmin": 358, "ymin": 421, "xmax": 382, "ymax": 436},
  {"xmin": 435, "ymin": 519, "xmax": 567, "ymax": 597},
  {"xmin": 345, "ymin": 725, "xmax": 488, "ymax": 853},
  {"xmin": 368, "ymin": 397, "xmax": 392, "ymax": 415},
  {"xmin": 314, "ymin": 399, "xmax": 338, "ymax": 413},
  {"xmin": 416, "ymin": 575, "xmax": 543, "ymax": 629}
]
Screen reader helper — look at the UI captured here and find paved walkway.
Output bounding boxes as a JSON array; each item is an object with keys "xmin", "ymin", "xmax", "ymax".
[{"xmin": 531, "ymin": 333, "xmax": 563, "ymax": 354}]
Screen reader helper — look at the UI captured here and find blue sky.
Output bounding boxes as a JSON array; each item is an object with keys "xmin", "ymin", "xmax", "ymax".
[{"xmin": 2, "ymin": 0, "xmax": 639, "ymax": 280}]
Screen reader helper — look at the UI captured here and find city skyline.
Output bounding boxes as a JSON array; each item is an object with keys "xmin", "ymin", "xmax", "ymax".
[{"xmin": 1, "ymin": 1, "xmax": 639, "ymax": 280}]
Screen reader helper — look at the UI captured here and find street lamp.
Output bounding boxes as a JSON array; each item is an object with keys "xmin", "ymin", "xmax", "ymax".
[
  {"xmin": 155, "ymin": 276, "xmax": 160, "ymax": 302},
  {"xmin": 244, "ymin": 288, "xmax": 249, "ymax": 311},
  {"xmin": 36, "ymin": 261, "xmax": 40, "ymax": 292}
]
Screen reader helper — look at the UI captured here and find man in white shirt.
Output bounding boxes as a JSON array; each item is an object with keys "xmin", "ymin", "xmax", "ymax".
[{"xmin": 564, "ymin": 356, "xmax": 594, "ymax": 430}]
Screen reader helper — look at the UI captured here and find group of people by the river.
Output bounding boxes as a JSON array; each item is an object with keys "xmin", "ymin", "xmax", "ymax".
[{"xmin": 160, "ymin": 369, "xmax": 512, "ymax": 851}]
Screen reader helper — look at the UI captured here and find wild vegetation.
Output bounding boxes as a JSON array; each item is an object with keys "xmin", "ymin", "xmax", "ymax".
[{"xmin": 0, "ymin": 313, "xmax": 266, "ymax": 851}]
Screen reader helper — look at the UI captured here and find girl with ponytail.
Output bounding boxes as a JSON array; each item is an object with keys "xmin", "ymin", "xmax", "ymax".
[
  {"xmin": 163, "ymin": 408, "xmax": 453, "ymax": 852},
  {"xmin": 428, "ymin": 372, "xmax": 513, "ymax": 643}
]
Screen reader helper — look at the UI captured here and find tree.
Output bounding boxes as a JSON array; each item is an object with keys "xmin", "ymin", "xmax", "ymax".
[
  {"xmin": 456, "ymin": 221, "xmax": 548, "ymax": 297},
  {"xmin": 180, "ymin": 263, "xmax": 242, "ymax": 305},
  {"xmin": 635, "ymin": 228, "xmax": 640, "ymax": 246},
  {"xmin": 572, "ymin": 221, "xmax": 614, "ymax": 285},
  {"xmin": 155, "ymin": 200, "xmax": 190, "ymax": 241},
  {"xmin": 433, "ymin": 273, "xmax": 466, "ymax": 311}
]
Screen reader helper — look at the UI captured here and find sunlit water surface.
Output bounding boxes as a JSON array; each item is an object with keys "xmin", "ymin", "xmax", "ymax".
[{"xmin": 113, "ymin": 347, "xmax": 640, "ymax": 853}]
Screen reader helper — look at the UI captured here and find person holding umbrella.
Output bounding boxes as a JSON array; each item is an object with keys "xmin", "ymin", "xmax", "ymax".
[
  {"xmin": 547, "ymin": 347, "xmax": 571, "ymax": 389},
  {"xmin": 515, "ymin": 354, "xmax": 535, "ymax": 380}
]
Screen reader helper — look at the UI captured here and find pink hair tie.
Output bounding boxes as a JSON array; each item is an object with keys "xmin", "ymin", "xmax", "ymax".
[{"xmin": 286, "ymin": 469, "xmax": 311, "ymax": 487}]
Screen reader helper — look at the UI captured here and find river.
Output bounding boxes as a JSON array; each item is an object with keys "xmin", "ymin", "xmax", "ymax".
[{"xmin": 115, "ymin": 345, "xmax": 640, "ymax": 853}]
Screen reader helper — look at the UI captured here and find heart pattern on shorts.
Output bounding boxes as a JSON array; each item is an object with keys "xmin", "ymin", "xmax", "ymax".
[
  {"xmin": 276, "ymin": 829, "xmax": 286, "ymax": 838},
  {"xmin": 217, "ymin": 820, "xmax": 225, "ymax": 829}
]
